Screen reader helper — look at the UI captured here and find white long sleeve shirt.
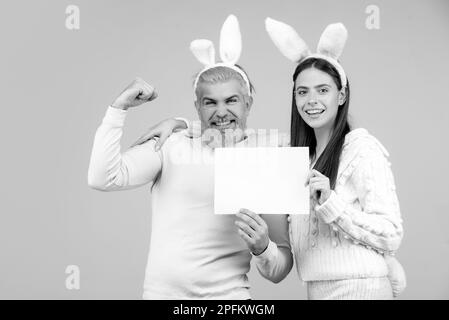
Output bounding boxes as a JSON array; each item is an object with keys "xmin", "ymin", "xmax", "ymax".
[{"xmin": 88, "ymin": 107, "xmax": 293, "ymax": 299}]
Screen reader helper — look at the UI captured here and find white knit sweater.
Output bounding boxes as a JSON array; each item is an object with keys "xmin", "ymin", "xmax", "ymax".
[{"xmin": 289, "ymin": 128, "xmax": 403, "ymax": 281}]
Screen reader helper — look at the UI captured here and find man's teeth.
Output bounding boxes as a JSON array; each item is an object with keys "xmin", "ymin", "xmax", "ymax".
[
  {"xmin": 215, "ymin": 120, "xmax": 231, "ymax": 126},
  {"xmin": 306, "ymin": 109, "xmax": 324, "ymax": 115}
]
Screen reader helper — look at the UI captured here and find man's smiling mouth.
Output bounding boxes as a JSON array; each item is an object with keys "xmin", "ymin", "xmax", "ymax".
[{"xmin": 211, "ymin": 119, "xmax": 236, "ymax": 128}]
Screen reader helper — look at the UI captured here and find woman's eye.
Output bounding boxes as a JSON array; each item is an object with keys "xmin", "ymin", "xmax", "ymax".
[
  {"xmin": 319, "ymin": 88, "xmax": 329, "ymax": 94},
  {"xmin": 297, "ymin": 90, "xmax": 307, "ymax": 96}
]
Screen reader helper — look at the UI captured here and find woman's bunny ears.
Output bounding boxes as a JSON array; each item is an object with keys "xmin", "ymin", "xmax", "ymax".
[
  {"xmin": 190, "ymin": 15, "xmax": 251, "ymax": 100},
  {"xmin": 265, "ymin": 18, "xmax": 348, "ymax": 88}
]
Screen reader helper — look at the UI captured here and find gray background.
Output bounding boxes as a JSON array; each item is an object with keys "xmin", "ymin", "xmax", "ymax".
[{"xmin": 1, "ymin": 0, "xmax": 448, "ymax": 299}]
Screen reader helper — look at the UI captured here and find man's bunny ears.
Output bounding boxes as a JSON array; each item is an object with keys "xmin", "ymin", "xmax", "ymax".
[
  {"xmin": 190, "ymin": 15, "xmax": 251, "ymax": 100},
  {"xmin": 265, "ymin": 18, "xmax": 348, "ymax": 88}
]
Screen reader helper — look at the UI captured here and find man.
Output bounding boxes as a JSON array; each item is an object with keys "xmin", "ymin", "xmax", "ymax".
[
  {"xmin": 88, "ymin": 14, "xmax": 292, "ymax": 299},
  {"xmin": 88, "ymin": 70, "xmax": 292, "ymax": 299}
]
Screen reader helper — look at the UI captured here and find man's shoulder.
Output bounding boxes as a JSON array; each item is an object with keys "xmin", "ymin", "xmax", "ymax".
[
  {"xmin": 159, "ymin": 129, "xmax": 199, "ymax": 152},
  {"xmin": 243, "ymin": 131, "xmax": 290, "ymax": 148},
  {"xmin": 164, "ymin": 129, "xmax": 192, "ymax": 143}
]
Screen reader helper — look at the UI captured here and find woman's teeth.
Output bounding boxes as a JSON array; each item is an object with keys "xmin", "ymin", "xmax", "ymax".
[{"xmin": 305, "ymin": 109, "xmax": 324, "ymax": 115}]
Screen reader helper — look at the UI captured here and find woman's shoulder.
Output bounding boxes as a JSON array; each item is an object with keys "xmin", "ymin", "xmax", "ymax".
[
  {"xmin": 343, "ymin": 128, "xmax": 390, "ymax": 159},
  {"xmin": 337, "ymin": 128, "xmax": 392, "ymax": 182}
]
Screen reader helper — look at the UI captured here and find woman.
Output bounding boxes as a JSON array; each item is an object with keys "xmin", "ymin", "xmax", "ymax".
[
  {"xmin": 264, "ymin": 19, "xmax": 405, "ymax": 299},
  {"xmin": 131, "ymin": 20, "xmax": 405, "ymax": 300}
]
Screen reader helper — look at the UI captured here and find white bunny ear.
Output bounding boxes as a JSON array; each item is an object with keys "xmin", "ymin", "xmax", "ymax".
[
  {"xmin": 265, "ymin": 17, "xmax": 310, "ymax": 63},
  {"xmin": 316, "ymin": 23, "xmax": 348, "ymax": 60},
  {"xmin": 219, "ymin": 14, "xmax": 242, "ymax": 64},
  {"xmin": 190, "ymin": 39, "xmax": 216, "ymax": 66}
]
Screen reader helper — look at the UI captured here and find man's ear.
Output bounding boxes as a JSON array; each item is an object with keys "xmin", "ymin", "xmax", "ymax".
[
  {"xmin": 245, "ymin": 95, "xmax": 253, "ymax": 111},
  {"xmin": 338, "ymin": 88, "xmax": 347, "ymax": 106}
]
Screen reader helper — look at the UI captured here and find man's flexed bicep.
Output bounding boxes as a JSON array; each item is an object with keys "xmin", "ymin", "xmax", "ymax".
[
  {"xmin": 88, "ymin": 107, "xmax": 162, "ymax": 191},
  {"xmin": 88, "ymin": 78, "xmax": 163, "ymax": 191}
]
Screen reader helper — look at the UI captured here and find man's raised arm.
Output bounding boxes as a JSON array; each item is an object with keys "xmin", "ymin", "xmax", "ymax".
[{"xmin": 87, "ymin": 78, "xmax": 162, "ymax": 191}]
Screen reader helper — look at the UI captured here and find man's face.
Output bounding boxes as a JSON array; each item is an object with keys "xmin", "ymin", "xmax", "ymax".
[{"xmin": 195, "ymin": 79, "xmax": 253, "ymax": 134}]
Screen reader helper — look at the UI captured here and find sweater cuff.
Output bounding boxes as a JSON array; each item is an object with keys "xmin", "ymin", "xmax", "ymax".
[
  {"xmin": 252, "ymin": 239, "xmax": 277, "ymax": 263},
  {"xmin": 102, "ymin": 106, "xmax": 128, "ymax": 127},
  {"xmin": 315, "ymin": 190, "xmax": 346, "ymax": 224}
]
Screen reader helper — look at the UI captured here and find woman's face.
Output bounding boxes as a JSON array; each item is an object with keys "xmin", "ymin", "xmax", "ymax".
[{"xmin": 294, "ymin": 67, "xmax": 345, "ymax": 131}]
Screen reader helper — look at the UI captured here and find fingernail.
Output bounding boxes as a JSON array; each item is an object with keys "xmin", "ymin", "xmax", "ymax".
[{"xmin": 154, "ymin": 144, "xmax": 160, "ymax": 151}]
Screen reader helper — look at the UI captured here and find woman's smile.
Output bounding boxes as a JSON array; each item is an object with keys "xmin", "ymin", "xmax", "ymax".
[{"xmin": 304, "ymin": 108, "xmax": 325, "ymax": 118}]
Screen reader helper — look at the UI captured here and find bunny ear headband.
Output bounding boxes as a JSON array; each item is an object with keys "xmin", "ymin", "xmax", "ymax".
[
  {"xmin": 190, "ymin": 14, "xmax": 251, "ymax": 101},
  {"xmin": 265, "ymin": 18, "xmax": 348, "ymax": 88}
]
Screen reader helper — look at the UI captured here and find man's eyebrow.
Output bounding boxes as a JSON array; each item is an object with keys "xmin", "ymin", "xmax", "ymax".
[
  {"xmin": 202, "ymin": 97, "xmax": 216, "ymax": 102},
  {"xmin": 225, "ymin": 95, "xmax": 239, "ymax": 100}
]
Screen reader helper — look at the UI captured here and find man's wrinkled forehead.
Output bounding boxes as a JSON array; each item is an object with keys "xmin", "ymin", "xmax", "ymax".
[{"xmin": 196, "ymin": 79, "xmax": 247, "ymax": 102}]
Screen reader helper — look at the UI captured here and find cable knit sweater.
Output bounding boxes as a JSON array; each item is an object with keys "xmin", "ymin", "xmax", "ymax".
[{"xmin": 289, "ymin": 128, "xmax": 403, "ymax": 281}]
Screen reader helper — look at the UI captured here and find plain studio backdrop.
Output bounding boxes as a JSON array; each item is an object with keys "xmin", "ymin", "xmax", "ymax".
[{"xmin": 0, "ymin": 0, "xmax": 448, "ymax": 299}]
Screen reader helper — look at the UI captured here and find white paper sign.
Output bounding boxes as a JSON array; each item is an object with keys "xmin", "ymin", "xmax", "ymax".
[{"xmin": 214, "ymin": 147, "xmax": 310, "ymax": 215}]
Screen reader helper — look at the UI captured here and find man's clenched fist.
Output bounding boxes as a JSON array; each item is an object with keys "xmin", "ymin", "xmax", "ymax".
[{"xmin": 111, "ymin": 78, "xmax": 158, "ymax": 110}]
